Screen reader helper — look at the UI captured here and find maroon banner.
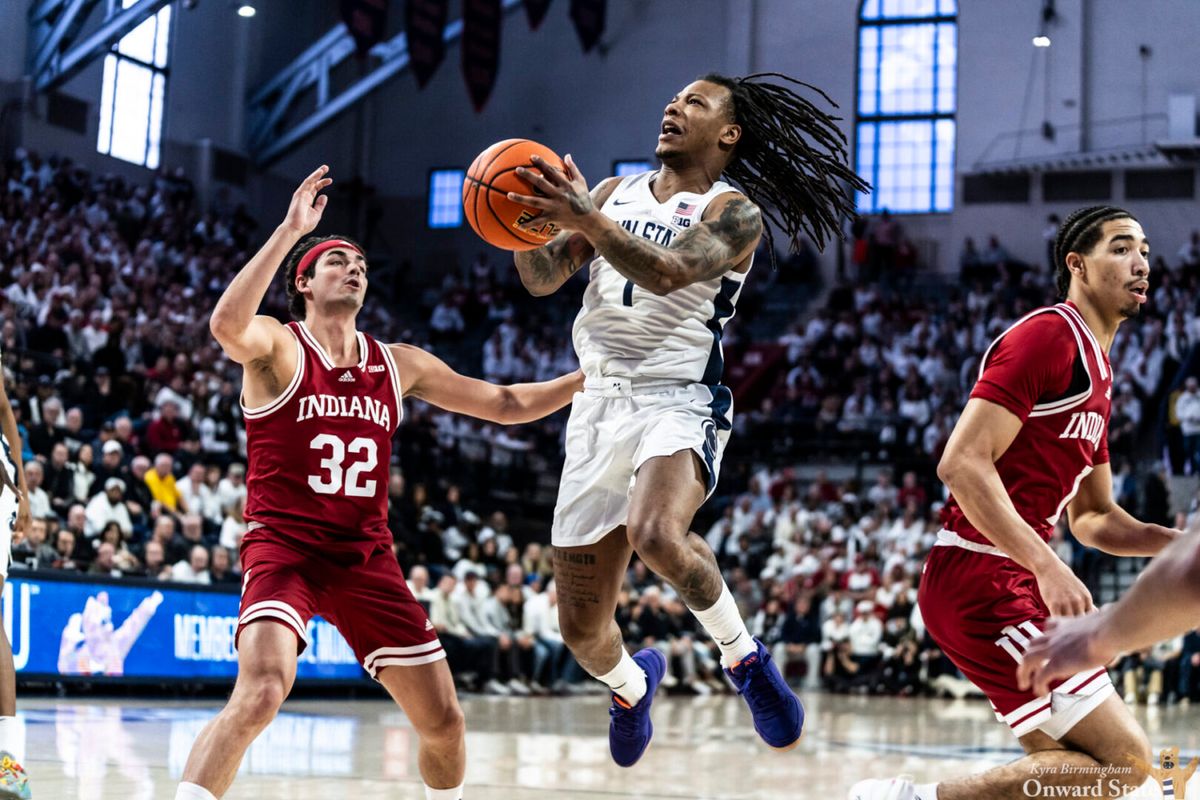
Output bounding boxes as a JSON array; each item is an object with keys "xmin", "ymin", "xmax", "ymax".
[
  {"xmin": 406, "ymin": 0, "xmax": 449, "ymax": 88},
  {"xmin": 462, "ymin": 0, "xmax": 501, "ymax": 112},
  {"xmin": 569, "ymin": 0, "xmax": 605, "ymax": 52},
  {"xmin": 523, "ymin": 0, "xmax": 552, "ymax": 29},
  {"xmin": 339, "ymin": 0, "xmax": 388, "ymax": 58}
]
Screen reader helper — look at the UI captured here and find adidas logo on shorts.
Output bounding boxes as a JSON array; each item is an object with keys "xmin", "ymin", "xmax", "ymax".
[
  {"xmin": 338, "ymin": 370, "xmax": 355, "ymax": 383},
  {"xmin": 425, "ymin": 619, "xmax": 433, "ymax": 631}
]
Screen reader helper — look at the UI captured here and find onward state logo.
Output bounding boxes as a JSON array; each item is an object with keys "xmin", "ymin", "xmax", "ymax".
[
  {"xmin": 1021, "ymin": 746, "xmax": 1198, "ymax": 798},
  {"xmin": 1058, "ymin": 411, "xmax": 1105, "ymax": 448}
]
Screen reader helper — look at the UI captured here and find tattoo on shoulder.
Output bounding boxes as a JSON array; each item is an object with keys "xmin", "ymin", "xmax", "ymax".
[
  {"xmin": 672, "ymin": 197, "xmax": 763, "ymax": 278},
  {"xmin": 710, "ymin": 197, "xmax": 763, "ymax": 255}
]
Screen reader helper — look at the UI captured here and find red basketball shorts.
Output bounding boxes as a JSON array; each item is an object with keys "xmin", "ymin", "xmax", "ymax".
[
  {"xmin": 918, "ymin": 531, "xmax": 1114, "ymax": 739},
  {"xmin": 236, "ymin": 534, "xmax": 444, "ymax": 679}
]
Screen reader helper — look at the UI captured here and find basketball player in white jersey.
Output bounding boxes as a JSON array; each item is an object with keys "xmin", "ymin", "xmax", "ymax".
[
  {"xmin": 0, "ymin": 359, "xmax": 31, "ymax": 799},
  {"xmin": 507, "ymin": 72, "xmax": 867, "ymax": 765}
]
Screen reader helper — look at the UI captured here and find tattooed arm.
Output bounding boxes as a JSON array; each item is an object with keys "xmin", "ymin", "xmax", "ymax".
[
  {"xmin": 576, "ymin": 192, "xmax": 763, "ymax": 295},
  {"xmin": 513, "ymin": 176, "xmax": 620, "ymax": 296},
  {"xmin": 508, "ymin": 154, "xmax": 762, "ymax": 295}
]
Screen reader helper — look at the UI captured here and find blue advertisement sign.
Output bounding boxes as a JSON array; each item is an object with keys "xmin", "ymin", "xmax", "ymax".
[{"xmin": 2, "ymin": 573, "xmax": 367, "ymax": 682}]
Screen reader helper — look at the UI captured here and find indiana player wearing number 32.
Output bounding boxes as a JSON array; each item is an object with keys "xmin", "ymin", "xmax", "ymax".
[{"xmin": 174, "ymin": 166, "xmax": 583, "ymax": 800}]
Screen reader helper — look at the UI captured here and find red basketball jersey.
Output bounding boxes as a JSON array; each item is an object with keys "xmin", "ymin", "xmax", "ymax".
[
  {"xmin": 242, "ymin": 321, "xmax": 402, "ymax": 552},
  {"xmin": 941, "ymin": 301, "xmax": 1112, "ymax": 546}
]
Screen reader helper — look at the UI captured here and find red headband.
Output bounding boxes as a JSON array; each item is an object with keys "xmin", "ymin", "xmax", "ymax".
[{"xmin": 296, "ymin": 239, "xmax": 362, "ymax": 275}]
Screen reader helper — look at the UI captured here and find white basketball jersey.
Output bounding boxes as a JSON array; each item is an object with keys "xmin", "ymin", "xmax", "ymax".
[{"xmin": 571, "ymin": 171, "xmax": 752, "ymax": 384}]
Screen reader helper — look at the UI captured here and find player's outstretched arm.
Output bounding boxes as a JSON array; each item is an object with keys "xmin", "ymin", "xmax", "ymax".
[
  {"xmin": 510, "ymin": 154, "xmax": 761, "ymax": 295},
  {"xmin": 512, "ymin": 175, "xmax": 619, "ymax": 297},
  {"xmin": 938, "ymin": 397, "xmax": 1094, "ymax": 617},
  {"xmin": 390, "ymin": 344, "xmax": 583, "ymax": 424},
  {"xmin": 1017, "ymin": 530, "xmax": 1200, "ymax": 695},
  {"xmin": 1066, "ymin": 462, "xmax": 1179, "ymax": 556},
  {"xmin": 209, "ymin": 165, "xmax": 331, "ymax": 364}
]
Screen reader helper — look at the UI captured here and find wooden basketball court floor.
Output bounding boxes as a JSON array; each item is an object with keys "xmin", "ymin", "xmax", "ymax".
[{"xmin": 24, "ymin": 692, "xmax": 1200, "ymax": 798}]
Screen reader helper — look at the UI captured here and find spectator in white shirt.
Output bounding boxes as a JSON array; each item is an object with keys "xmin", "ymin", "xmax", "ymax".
[
  {"xmin": 1177, "ymin": 377, "xmax": 1200, "ymax": 474},
  {"xmin": 22, "ymin": 461, "xmax": 51, "ymax": 520},
  {"xmin": 84, "ymin": 478, "xmax": 133, "ymax": 538},
  {"xmin": 216, "ymin": 463, "xmax": 247, "ymax": 515},
  {"xmin": 848, "ymin": 600, "xmax": 883, "ymax": 674},
  {"xmin": 177, "ymin": 462, "xmax": 221, "ymax": 529},
  {"xmin": 170, "ymin": 545, "xmax": 211, "ymax": 584},
  {"xmin": 219, "ymin": 497, "xmax": 247, "ymax": 552},
  {"xmin": 523, "ymin": 581, "xmax": 574, "ymax": 689},
  {"xmin": 821, "ymin": 609, "xmax": 850, "ymax": 653}
]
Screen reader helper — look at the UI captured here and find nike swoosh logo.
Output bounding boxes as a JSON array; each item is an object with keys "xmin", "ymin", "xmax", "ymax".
[{"xmin": 612, "ymin": 199, "xmax": 635, "ymax": 205}]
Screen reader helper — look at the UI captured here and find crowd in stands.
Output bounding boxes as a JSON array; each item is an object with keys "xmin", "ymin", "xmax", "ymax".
[{"xmin": 5, "ymin": 147, "xmax": 1200, "ymax": 701}]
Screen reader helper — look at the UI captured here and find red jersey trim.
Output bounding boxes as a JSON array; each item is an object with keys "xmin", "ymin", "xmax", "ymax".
[
  {"xmin": 1059, "ymin": 303, "xmax": 1109, "ymax": 380},
  {"xmin": 1026, "ymin": 308, "xmax": 1091, "ymax": 417},
  {"xmin": 973, "ymin": 305, "xmax": 1093, "ymax": 420},
  {"xmin": 378, "ymin": 339, "xmax": 404, "ymax": 424},
  {"xmin": 241, "ymin": 327, "xmax": 305, "ymax": 420},
  {"xmin": 296, "ymin": 321, "xmax": 369, "ymax": 372}
]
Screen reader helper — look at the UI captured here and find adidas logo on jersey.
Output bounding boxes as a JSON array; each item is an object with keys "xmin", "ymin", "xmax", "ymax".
[{"xmin": 338, "ymin": 371, "xmax": 355, "ymax": 383}]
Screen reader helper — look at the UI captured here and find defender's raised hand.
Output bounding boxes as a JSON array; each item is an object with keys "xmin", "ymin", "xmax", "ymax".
[{"xmin": 283, "ymin": 165, "xmax": 334, "ymax": 235}]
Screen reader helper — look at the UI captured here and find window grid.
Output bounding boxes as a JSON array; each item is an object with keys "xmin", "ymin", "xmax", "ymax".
[
  {"xmin": 856, "ymin": 0, "xmax": 956, "ymax": 214},
  {"xmin": 428, "ymin": 169, "xmax": 466, "ymax": 229},
  {"xmin": 97, "ymin": 0, "xmax": 171, "ymax": 169}
]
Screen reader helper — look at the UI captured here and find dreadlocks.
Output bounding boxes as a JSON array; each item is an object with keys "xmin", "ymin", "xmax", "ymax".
[
  {"xmin": 1053, "ymin": 205, "xmax": 1137, "ymax": 299},
  {"xmin": 699, "ymin": 72, "xmax": 870, "ymax": 262}
]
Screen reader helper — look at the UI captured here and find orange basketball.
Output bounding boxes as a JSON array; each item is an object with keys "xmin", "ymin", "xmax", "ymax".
[{"xmin": 462, "ymin": 139, "xmax": 566, "ymax": 251}]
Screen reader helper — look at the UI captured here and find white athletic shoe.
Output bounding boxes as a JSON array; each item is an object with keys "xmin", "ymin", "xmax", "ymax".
[{"xmin": 847, "ymin": 777, "xmax": 916, "ymax": 800}]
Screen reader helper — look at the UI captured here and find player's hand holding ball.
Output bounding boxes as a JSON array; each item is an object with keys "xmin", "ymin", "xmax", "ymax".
[
  {"xmin": 283, "ymin": 165, "xmax": 333, "ymax": 236},
  {"xmin": 462, "ymin": 139, "xmax": 578, "ymax": 250},
  {"xmin": 507, "ymin": 152, "xmax": 593, "ymax": 232}
]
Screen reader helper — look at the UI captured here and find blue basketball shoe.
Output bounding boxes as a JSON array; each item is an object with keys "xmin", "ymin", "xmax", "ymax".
[
  {"xmin": 724, "ymin": 637, "xmax": 804, "ymax": 750},
  {"xmin": 608, "ymin": 647, "xmax": 668, "ymax": 767}
]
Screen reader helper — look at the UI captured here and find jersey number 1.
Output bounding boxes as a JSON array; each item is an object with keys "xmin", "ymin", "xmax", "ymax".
[{"xmin": 308, "ymin": 434, "xmax": 377, "ymax": 497}]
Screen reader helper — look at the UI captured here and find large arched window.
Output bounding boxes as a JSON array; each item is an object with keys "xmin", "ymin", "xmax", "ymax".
[{"xmin": 855, "ymin": 0, "xmax": 957, "ymax": 214}]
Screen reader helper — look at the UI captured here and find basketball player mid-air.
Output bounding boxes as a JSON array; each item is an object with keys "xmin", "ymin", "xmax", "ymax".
[
  {"xmin": 506, "ymin": 72, "xmax": 867, "ymax": 765},
  {"xmin": 175, "ymin": 167, "xmax": 583, "ymax": 800},
  {"xmin": 0, "ymin": 361, "xmax": 31, "ymax": 800},
  {"xmin": 852, "ymin": 206, "xmax": 1176, "ymax": 799}
]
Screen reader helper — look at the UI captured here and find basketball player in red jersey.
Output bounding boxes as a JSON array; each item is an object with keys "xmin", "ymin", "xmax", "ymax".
[
  {"xmin": 174, "ymin": 166, "xmax": 582, "ymax": 800},
  {"xmin": 852, "ymin": 206, "xmax": 1178, "ymax": 800}
]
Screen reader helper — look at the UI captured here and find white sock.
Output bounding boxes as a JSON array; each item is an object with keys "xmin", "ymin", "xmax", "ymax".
[
  {"xmin": 596, "ymin": 649, "xmax": 648, "ymax": 705},
  {"xmin": 914, "ymin": 782, "xmax": 939, "ymax": 800},
  {"xmin": 424, "ymin": 783, "xmax": 464, "ymax": 800},
  {"xmin": 175, "ymin": 782, "xmax": 219, "ymax": 800},
  {"xmin": 0, "ymin": 716, "xmax": 24, "ymax": 764},
  {"xmin": 689, "ymin": 584, "xmax": 754, "ymax": 667}
]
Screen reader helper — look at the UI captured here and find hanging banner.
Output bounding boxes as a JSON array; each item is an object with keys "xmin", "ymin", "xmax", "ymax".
[
  {"xmin": 407, "ymin": 0, "xmax": 450, "ymax": 87},
  {"xmin": 569, "ymin": 0, "xmax": 605, "ymax": 52},
  {"xmin": 339, "ymin": 0, "xmax": 388, "ymax": 58},
  {"xmin": 523, "ymin": 0, "xmax": 552, "ymax": 29},
  {"xmin": 462, "ymin": 0, "xmax": 502, "ymax": 112}
]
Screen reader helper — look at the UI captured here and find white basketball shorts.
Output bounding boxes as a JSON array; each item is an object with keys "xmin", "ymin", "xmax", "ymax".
[{"xmin": 551, "ymin": 377, "xmax": 733, "ymax": 548}]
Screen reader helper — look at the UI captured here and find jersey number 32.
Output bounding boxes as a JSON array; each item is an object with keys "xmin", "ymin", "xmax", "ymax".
[{"xmin": 307, "ymin": 434, "xmax": 378, "ymax": 497}]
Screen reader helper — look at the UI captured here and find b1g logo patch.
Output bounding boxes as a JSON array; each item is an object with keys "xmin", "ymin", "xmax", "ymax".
[{"xmin": 514, "ymin": 209, "xmax": 560, "ymax": 238}]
